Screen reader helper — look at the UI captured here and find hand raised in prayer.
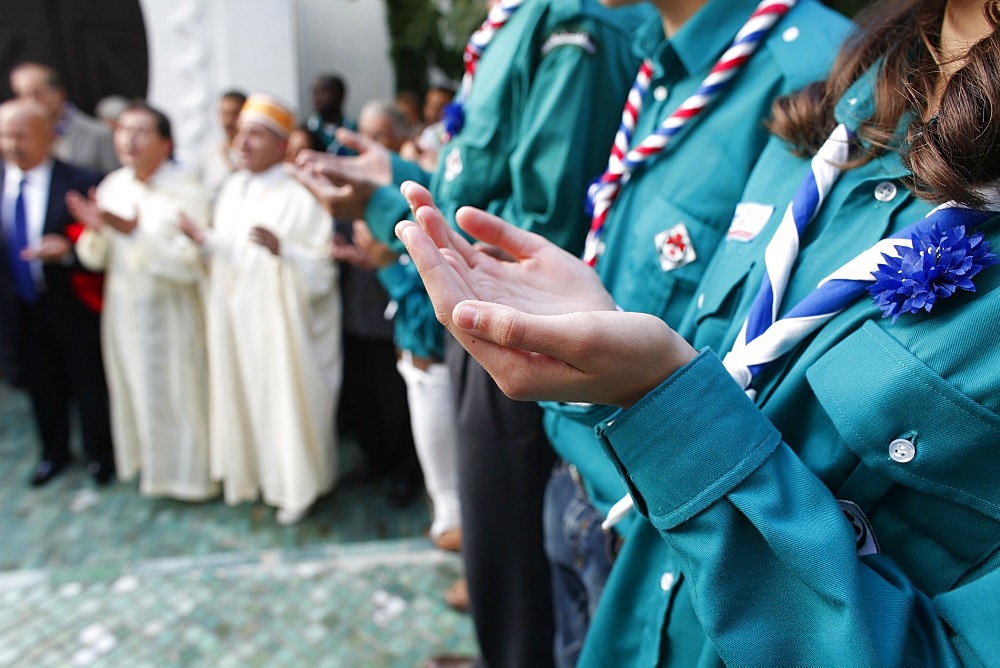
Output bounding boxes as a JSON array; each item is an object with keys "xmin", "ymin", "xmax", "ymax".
[
  {"xmin": 351, "ymin": 220, "xmax": 397, "ymax": 269},
  {"xmin": 297, "ymin": 128, "xmax": 393, "ymax": 186},
  {"xmin": 399, "ymin": 181, "xmax": 617, "ymax": 315},
  {"xmin": 21, "ymin": 233, "xmax": 70, "ymax": 263},
  {"xmin": 66, "ymin": 187, "xmax": 138, "ymax": 234},
  {"xmin": 330, "ymin": 231, "xmax": 378, "ymax": 271},
  {"xmin": 177, "ymin": 211, "xmax": 205, "ymax": 246},
  {"xmin": 249, "ymin": 225, "xmax": 281, "ymax": 256},
  {"xmin": 289, "ymin": 161, "xmax": 378, "ymax": 223},
  {"xmin": 291, "ymin": 129, "xmax": 388, "ymax": 221},
  {"xmin": 395, "ymin": 182, "xmax": 696, "ymax": 409},
  {"xmin": 65, "ymin": 188, "xmax": 103, "ymax": 229}
]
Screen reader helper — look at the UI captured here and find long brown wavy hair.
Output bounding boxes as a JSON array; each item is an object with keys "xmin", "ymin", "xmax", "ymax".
[{"xmin": 769, "ymin": 0, "xmax": 1000, "ymax": 207}]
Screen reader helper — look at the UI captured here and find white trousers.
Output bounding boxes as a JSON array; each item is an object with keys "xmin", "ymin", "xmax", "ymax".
[{"xmin": 396, "ymin": 352, "xmax": 462, "ymax": 538}]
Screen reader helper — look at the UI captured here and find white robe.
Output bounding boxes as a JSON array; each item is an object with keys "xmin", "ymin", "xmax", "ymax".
[
  {"xmin": 76, "ymin": 162, "xmax": 216, "ymax": 500},
  {"xmin": 207, "ymin": 165, "xmax": 341, "ymax": 514}
]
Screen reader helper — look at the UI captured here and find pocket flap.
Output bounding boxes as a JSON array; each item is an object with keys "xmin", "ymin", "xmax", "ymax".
[{"xmin": 808, "ymin": 321, "xmax": 1000, "ymax": 521}]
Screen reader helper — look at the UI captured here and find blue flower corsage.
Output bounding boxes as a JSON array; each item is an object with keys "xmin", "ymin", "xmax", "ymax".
[
  {"xmin": 868, "ymin": 222, "xmax": 998, "ymax": 321},
  {"xmin": 442, "ymin": 101, "xmax": 465, "ymax": 138}
]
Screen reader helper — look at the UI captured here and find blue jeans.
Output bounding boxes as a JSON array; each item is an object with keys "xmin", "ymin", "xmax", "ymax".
[{"xmin": 543, "ymin": 464, "xmax": 620, "ymax": 668}]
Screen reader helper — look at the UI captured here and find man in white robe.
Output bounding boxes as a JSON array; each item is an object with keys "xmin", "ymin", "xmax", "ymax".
[
  {"xmin": 185, "ymin": 93, "xmax": 341, "ymax": 524},
  {"xmin": 67, "ymin": 102, "xmax": 216, "ymax": 501}
]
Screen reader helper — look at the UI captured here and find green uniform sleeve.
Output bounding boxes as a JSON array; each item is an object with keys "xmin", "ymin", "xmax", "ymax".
[
  {"xmin": 390, "ymin": 153, "xmax": 430, "ymax": 187},
  {"xmin": 490, "ymin": 35, "xmax": 611, "ymax": 253},
  {"xmin": 376, "ymin": 258, "xmax": 444, "ymax": 360},
  {"xmin": 364, "ymin": 185, "xmax": 412, "ymax": 256},
  {"xmin": 595, "ymin": 349, "xmax": 980, "ymax": 665}
]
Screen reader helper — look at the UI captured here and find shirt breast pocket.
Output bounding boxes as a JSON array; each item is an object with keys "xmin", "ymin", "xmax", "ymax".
[
  {"xmin": 808, "ymin": 321, "xmax": 1000, "ymax": 592},
  {"xmin": 687, "ymin": 248, "xmax": 756, "ymax": 350},
  {"xmin": 620, "ymin": 196, "xmax": 738, "ymax": 327}
]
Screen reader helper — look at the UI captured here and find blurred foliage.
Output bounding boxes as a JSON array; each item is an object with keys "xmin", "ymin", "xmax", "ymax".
[
  {"xmin": 384, "ymin": 0, "xmax": 486, "ymax": 98},
  {"xmin": 386, "ymin": 0, "xmax": 868, "ymax": 98}
]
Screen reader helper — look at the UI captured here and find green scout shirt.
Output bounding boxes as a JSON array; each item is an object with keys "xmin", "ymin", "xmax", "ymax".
[
  {"xmin": 363, "ymin": 0, "xmax": 650, "ymax": 356},
  {"xmin": 585, "ymin": 70, "xmax": 1000, "ymax": 666},
  {"xmin": 540, "ymin": 0, "xmax": 852, "ymax": 528},
  {"xmin": 376, "ymin": 256, "xmax": 443, "ymax": 360}
]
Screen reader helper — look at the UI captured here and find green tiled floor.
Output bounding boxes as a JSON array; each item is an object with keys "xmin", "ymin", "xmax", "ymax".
[{"xmin": 0, "ymin": 384, "xmax": 477, "ymax": 666}]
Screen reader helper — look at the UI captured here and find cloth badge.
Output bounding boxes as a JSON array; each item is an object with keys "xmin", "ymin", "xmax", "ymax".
[
  {"xmin": 727, "ymin": 202, "xmax": 775, "ymax": 242},
  {"xmin": 541, "ymin": 31, "xmax": 597, "ymax": 56},
  {"xmin": 837, "ymin": 499, "xmax": 880, "ymax": 556},
  {"xmin": 654, "ymin": 223, "xmax": 697, "ymax": 272},
  {"xmin": 444, "ymin": 147, "xmax": 463, "ymax": 182}
]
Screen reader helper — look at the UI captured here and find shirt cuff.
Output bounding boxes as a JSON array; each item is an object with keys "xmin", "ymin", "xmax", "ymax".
[
  {"xmin": 365, "ymin": 185, "xmax": 411, "ymax": 255},
  {"xmin": 595, "ymin": 349, "xmax": 782, "ymax": 529}
]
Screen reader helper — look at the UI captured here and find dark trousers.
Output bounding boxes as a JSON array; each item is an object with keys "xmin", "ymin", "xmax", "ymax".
[
  {"xmin": 17, "ymin": 297, "xmax": 113, "ymax": 467},
  {"xmin": 338, "ymin": 334, "xmax": 419, "ymax": 483},
  {"xmin": 446, "ymin": 335, "xmax": 557, "ymax": 668}
]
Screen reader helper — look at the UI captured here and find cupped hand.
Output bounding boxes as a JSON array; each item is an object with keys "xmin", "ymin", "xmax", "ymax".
[
  {"xmin": 21, "ymin": 233, "xmax": 71, "ymax": 263},
  {"xmin": 249, "ymin": 226, "xmax": 281, "ymax": 256},
  {"xmin": 288, "ymin": 160, "xmax": 377, "ymax": 222},
  {"xmin": 65, "ymin": 188, "xmax": 103, "ymax": 229},
  {"xmin": 178, "ymin": 211, "xmax": 204, "ymax": 246},
  {"xmin": 400, "ymin": 181, "xmax": 616, "ymax": 316},
  {"xmin": 395, "ymin": 217, "xmax": 696, "ymax": 409}
]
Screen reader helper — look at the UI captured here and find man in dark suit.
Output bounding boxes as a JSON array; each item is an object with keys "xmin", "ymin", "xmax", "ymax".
[{"xmin": 0, "ymin": 98, "xmax": 114, "ymax": 486}]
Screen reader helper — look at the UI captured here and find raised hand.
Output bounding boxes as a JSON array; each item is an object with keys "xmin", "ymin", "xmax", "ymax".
[
  {"xmin": 65, "ymin": 188, "xmax": 103, "ymax": 229},
  {"xmin": 395, "ymin": 185, "xmax": 696, "ymax": 409},
  {"xmin": 249, "ymin": 225, "xmax": 281, "ymax": 256},
  {"xmin": 66, "ymin": 187, "xmax": 137, "ymax": 234},
  {"xmin": 292, "ymin": 129, "xmax": 391, "ymax": 221},
  {"xmin": 400, "ymin": 181, "xmax": 617, "ymax": 315},
  {"xmin": 21, "ymin": 233, "xmax": 71, "ymax": 263},
  {"xmin": 177, "ymin": 211, "xmax": 205, "ymax": 246}
]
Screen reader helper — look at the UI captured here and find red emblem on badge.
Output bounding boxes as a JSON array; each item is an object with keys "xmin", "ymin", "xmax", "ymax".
[{"xmin": 654, "ymin": 223, "xmax": 697, "ymax": 271}]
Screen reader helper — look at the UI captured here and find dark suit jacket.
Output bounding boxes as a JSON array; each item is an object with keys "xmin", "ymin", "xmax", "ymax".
[{"xmin": 0, "ymin": 160, "xmax": 104, "ymax": 382}]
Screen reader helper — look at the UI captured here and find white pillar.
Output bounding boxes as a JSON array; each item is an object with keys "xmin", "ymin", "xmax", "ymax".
[{"xmin": 137, "ymin": 0, "xmax": 300, "ymax": 166}]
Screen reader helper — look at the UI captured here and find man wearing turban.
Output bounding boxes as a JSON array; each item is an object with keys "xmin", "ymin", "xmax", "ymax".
[{"xmin": 184, "ymin": 93, "xmax": 342, "ymax": 524}]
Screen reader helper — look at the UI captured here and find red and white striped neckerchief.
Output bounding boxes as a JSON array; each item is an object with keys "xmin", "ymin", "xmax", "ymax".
[{"xmin": 583, "ymin": 0, "xmax": 798, "ymax": 266}]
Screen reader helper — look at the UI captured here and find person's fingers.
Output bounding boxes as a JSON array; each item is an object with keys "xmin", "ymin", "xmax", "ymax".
[
  {"xmin": 400, "ymin": 181, "xmax": 435, "ymax": 212},
  {"xmin": 411, "ymin": 202, "xmax": 478, "ymax": 260},
  {"xmin": 451, "ymin": 301, "xmax": 592, "ymax": 359},
  {"xmin": 294, "ymin": 148, "xmax": 326, "ymax": 169},
  {"xmin": 455, "ymin": 206, "xmax": 555, "ymax": 262},
  {"xmin": 311, "ymin": 161, "xmax": 356, "ymax": 188},
  {"xmin": 335, "ymin": 127, "xmax": 374, "ymax": 154},
  {"xmin": 396, "ymin": 220, "xmax": 475, "ymax": 325}
]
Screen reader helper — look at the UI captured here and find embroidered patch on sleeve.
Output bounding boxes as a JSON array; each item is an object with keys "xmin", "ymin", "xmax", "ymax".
[{"xmin": 541, "ymin": 31, "xmax": 597, "ymax": 56}]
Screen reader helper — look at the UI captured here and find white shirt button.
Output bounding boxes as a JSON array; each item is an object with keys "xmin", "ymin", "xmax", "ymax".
[
  {"xmin": 782, "ymin": 26, "xmax": 800, "ymax": 42},
  {"xmin": 653, "ymin": 85, "xmax": 669, "ymax": 101},
  {"xmin": 889, "ymin": 438, "xmax": 915, "ymax": 463},
  {"xmin": 660, "ymin": 571, "xmax": 675, "ymax": 591},
  {"xmin": 697, "ymin": 292, "xmax": 705, "ymax": 309},
  {"xmin": 874, "ymin": 181, "xmax": 897, "ymax": 202}
]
